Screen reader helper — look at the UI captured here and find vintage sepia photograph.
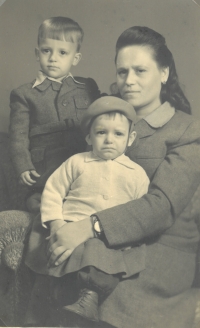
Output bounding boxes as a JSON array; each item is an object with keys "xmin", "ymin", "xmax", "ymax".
[{"xmin": 0, "ymin": 0, "xmax": 200, "ymax": 327}]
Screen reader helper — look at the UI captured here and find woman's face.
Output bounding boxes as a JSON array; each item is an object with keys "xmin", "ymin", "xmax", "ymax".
[{"xmin": 116, "ymin": 45, "xmax": 169, "ymax": 116}]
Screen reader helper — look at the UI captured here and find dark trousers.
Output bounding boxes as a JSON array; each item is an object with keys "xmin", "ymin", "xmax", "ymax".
[
  {"xmin": 77, "ymin": 266, "xmax": 120, "ymax": 300},
  {"xmin": 24, "ymin": 268, "xmax": 119, "ymax": 326}
]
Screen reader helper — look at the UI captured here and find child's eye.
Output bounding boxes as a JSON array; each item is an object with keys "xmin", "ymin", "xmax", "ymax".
[
  {"xmin": 60, "ymin": 51, "xmax": 67, "ymax": 55},
  {"xmin": 115, "ymin": 132, "xmax": 124, "ymax": 136},
  {"xmin": 97, "ymin": 131, "xmax": 105, "ymax": 135},
  {"xmin": 42, "ymin": 49, "xmax": 50, "ymax": 54}
]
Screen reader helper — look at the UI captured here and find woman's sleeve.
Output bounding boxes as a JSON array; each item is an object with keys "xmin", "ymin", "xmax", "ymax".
[
  {"xmin": 9, "ymin": 88, "xmax": 34, "ymax": 176},
  {"xmin": 96, "ymin": 119, "xmax": 200, "ymax": 247}
]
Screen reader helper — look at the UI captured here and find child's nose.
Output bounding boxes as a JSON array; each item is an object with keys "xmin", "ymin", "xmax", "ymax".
[
  {"xmin": 49, "ymin": 52, "xmax": 57, "ymax": 61},
  {"xmin": 105, "ymin": 133, "xmax": 113, "ymax": 143}
]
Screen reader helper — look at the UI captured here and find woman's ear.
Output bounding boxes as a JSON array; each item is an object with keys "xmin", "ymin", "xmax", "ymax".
[
  {"xmin": 161, "ymin": 66, "xmax": 169, "ymax": 84},
  {"xmin": 85, "ymin": 134, "xmax": 92, "ymax": 146},
  {"xmin": 72, "ymin": 53, "xmax": 82, "ymax": 66},
  {"xmin": 128, "ymin": 131, "xmax": 137, "ymax": 147},
  {"xmin": 35, "ymin": 48, "xmax": 40, "ymax": 62}
]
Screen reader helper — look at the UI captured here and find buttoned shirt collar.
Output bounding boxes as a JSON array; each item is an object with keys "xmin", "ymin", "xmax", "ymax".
[
  {"xmin": 84, "ymin": 151, "xmax": 136, "ymax": 169},
  {"xmin": 32, "ymin": 70, "xmax": 84, "ymax": 88},
  {"xmin": 142, "ymin": 101, "xmax": 175, "ymax": 128}
]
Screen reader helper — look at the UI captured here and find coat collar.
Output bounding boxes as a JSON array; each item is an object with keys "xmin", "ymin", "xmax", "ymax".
[
  {"xmin": 135, "ymin": 102, "xmax": 175, "ymax": 139},
  {"xmin": 84, "ymin": 151, "xmax": 136, "ymax": 169},
  {"xmin": 32, "ymin": 71, "xmax": 85, "ymax": 92}
]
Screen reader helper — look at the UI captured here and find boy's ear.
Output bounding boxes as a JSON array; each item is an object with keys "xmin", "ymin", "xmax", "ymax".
[
  {"xmin": 128, "ymin": 131, "xmax": 137, "ymax": 147},
  {"xmin": 85, "ymin": 134, "xmax": 92, "ymax": 145},
  {"xmin": 35, "ymin": 48, "xmax": 40, "ymax": 61},
  {"xmin": 72, "ymin": 52, "xmax": 82, "ymax": 66}
]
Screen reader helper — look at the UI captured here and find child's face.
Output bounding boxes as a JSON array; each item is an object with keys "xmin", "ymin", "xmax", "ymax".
[
  {"xmin": 86, "ymin": 113, "xmax": 136, "ymax": 160},
  {"xmin": 35, "ymin": 38, "xmax": 81, "ymax": 79}
]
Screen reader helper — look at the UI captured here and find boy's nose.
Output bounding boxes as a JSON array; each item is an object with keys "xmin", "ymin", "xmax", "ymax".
[
  {"xmin": 105, "ymin": 134, "xmax": 113, "ymax": 143},
  {"xmin": 49, "ymin": 52, "xmax": 57, "ymax": 61}
]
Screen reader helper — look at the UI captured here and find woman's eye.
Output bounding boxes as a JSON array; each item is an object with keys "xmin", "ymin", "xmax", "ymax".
[
  {"xmin": 136, "ymin": 69, "xmax": 146, "ymax": 74},
  {"xmin": 117, "ymin": 70, "xmax": 127, "ymax": 77}
]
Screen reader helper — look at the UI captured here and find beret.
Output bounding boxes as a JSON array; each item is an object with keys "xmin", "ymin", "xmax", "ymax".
[{"xmin": 81, "ymin": 96, "xmax": 136, "ymax": 135}]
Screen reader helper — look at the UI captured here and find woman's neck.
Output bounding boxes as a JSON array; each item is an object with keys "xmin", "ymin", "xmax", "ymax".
[{"xmin": 135, "ymin": 101, "xmax": 162, "ymax": 120}]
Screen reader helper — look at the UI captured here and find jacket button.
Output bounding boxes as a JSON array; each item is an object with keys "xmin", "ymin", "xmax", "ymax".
[
  {"xmin": 103, "ymin": 195, "xmax": 109, "ymax": 200},
  {"xmin": 62, "ymin": 101, "xmax": 67, "ymax": 106}
]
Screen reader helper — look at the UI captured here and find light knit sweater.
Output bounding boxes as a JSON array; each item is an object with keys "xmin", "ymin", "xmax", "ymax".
[{"xmin": 41, "ymin": 151, "xmax": 149, "ymax": 226}]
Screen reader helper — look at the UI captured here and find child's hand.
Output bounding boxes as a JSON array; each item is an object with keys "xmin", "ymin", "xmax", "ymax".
[
  {"xmin": 49, "ymin": 220, "xmax": 67, "ymax": 236},
  {"xmin": 47, "ymin": 217, "xmax": 94, "ymax": 268},
  {"xmin": 19, "ymin": 170, "xmax": 40, "ymax": 186}
]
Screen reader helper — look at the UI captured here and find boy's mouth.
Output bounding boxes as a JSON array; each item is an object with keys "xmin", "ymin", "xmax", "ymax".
[{"xmin": 47, "ymin": 66, "xmax": 59, "ymax": 69}]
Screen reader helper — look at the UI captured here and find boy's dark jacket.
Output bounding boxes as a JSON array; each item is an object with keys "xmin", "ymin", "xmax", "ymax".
[{"xmin": 9, "ymin": 76, "xmax": 100, "ymax": 189}]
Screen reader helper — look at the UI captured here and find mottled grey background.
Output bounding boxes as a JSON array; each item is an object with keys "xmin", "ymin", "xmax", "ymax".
[{"xmin": 0, "ymin": 0, "xmax": 200, "ymax": 132}]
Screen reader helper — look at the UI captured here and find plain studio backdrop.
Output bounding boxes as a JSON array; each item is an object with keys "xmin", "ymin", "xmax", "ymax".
[{"xmin": 0, "ymin": 0, "xmax": 200, "ymax": 133}]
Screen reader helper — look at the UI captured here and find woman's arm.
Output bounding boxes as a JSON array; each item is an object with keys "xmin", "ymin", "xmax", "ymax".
[
  {"xmin": 47, "ymin": 118, "xmax": 200, "ymax": 264},
  {"xmin": 97, "ymin": 119, "xmax": 200, "ymax": 247}
]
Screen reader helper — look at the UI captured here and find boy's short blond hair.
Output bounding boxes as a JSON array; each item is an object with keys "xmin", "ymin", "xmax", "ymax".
[{"xmin": 38, "ymin": 16, "xmax": 84, "ymax": 51}]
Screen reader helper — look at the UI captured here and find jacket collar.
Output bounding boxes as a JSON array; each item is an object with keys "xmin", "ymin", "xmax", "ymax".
[
  {"xmin": 32, "ymin": 71, "xmax": 85, "ymax": 91},
  {"xmin": 84, "ymin": 151, "xmax": 136, "ymax": 169},
  {"xmin": 135, "ymin": 102, "xmax": 175, "ymax": 139}
]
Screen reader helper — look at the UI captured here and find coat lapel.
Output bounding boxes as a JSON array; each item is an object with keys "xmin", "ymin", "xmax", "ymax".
[{"xmin": 59, "ymin": 76, "xmax": 85, "ymax": 97}]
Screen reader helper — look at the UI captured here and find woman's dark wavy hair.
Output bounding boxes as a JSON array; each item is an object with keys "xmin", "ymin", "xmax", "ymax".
[{"xmin": 115, "ymin": 26, "xmax": 191, "ymax": 114}]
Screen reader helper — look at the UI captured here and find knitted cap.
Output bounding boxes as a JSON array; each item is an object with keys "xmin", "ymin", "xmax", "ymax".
[{"xmin": 81, "ymin": 96, "xmax": 136, "ymax": 135}]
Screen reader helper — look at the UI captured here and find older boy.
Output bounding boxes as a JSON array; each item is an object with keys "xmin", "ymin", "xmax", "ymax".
[
  {"xmin": 26, "ymin": 97, "xmax": 149, "ymax": 323},
  {"xmin": 9, "ymin": 16, "xmax": 100, "ymax": 211}
]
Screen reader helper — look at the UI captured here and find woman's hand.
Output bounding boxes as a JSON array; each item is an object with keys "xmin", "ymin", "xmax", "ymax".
[
  {"xmin": 47, "ymin": 217, "xmax": 94, "ymax": 268},
  {"xmin": 49, "ymin": 219, "xmax": 67, "ymax": 235}
]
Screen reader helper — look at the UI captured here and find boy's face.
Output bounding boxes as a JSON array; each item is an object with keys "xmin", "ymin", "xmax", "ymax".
[
  {"xmin": 86, "ymin": 113, "xmax": 136, "ymax": 160},
  {"xmin": 35, "ymin": 38, "xmax": 81, "ymax": 79}
]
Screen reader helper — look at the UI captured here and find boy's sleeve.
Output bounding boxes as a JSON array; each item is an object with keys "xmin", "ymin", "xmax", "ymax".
[
  {"xmin": 9, "ymin": 88, "xmax": 35, "ymax": 176},
  {"xmin": 41, "ymin": 157, "xmax": 74, "ymax": 226}
]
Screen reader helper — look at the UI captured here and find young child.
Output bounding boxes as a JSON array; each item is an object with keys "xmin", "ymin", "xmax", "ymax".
[
  {"xmin": 9, "ymin": 16, "xmax": 100, "ymax": 212},
  {"xmin": 26, "ymin": 96, "xmax": 149, "ymax": 323}
]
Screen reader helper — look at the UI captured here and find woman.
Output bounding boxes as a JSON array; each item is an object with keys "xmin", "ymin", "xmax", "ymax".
[{"xmin": 26, "ymin": 26, "xmax": 200, "ymax": 328}]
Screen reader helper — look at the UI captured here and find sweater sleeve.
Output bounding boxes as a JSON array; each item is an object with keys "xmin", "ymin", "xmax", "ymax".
[
  {"xmin": 96, "ymin": 119, "xmax": 200, "ymax": 247},
  {"xmin": 9, "ymin": 88, "xmax": 35, "ymax": 176},
  {"xmin": 41, "ymin": 157, "xmax": 74, "ymax": 226}
]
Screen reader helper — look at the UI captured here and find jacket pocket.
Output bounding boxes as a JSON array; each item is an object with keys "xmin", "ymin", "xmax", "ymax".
[
  {"xmin": 74, "ymin": 95, "xmax": 90, "ymax": 109},
  {"xmin": 74, "ymin": 95, "xmax": 91, "ymax": 121}
]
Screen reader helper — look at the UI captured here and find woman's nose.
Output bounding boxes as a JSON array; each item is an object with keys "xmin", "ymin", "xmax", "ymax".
[{"xmin": 125, "ymin": 71, "xmax": 136, "ymax": 85}]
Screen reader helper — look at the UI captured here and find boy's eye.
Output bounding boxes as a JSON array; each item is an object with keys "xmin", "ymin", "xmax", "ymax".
[
  {"xmin": 97, "ymin": 131, "xmax": 105, "ymax": 135},
  {"xmin": 60, "ymin": 51, "xmax": 67, "ymax": 55},
  {"xmin": 42, "ymin": 49, "xmax": 50, "ymax": 53},
  {"xmin": 115, "ymin": 132, "xmax": 124, "ymax": 136}
]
